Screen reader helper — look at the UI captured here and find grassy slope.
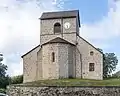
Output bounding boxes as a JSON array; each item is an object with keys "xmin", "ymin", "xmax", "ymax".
[{"xmin": 16, "ymin": 78, "xmax": 120, "ymax": 87}]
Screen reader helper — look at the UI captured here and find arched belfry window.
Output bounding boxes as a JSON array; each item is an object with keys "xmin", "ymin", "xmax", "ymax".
[{"xmin": 54, "ymin": 23, "xmax": 61, "ymax": 33}]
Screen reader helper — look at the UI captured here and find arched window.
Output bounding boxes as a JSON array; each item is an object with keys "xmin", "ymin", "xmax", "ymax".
[{"xmin": 54, "ymin": 23, "xmax": 61, "ymax": 33}]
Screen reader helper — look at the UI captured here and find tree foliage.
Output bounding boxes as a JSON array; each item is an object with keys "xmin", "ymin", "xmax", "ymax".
[
  {"xmin": 0, "ymin": 63, "xmax": 7, "ymax": 77},
  {"xmin": 0, "ymin": 53, "xmax": 7, "ymax": 77},
  {"xmin": 103, "ymin": 53, "xmax": 118, "ymax": 78},
  {"xmin": 0, "ymin": 76, "xmax": 10, "ymax": 88},
  {"xmin": 97, "ymin": 49, "xmax": 118, "ymax": 78},
  {"xmin": 0, "ymin": 54, "xmax": 10, "ymax": 89},
  {"xmin": 11, "ymin": 75, "xmax": 23, "ymax": 84},
  {"xmin": 0, "ymin": 88, "xmax": 6, "ymax": 94},
  {"xmin": 0, "ymin": 53, "xmax": 23, "ymax": 91}
]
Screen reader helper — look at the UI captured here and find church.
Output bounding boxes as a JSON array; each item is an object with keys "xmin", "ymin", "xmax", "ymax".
[{"xmin": 22, "ymin": 10, "xmax": 103, "ymax": 83}]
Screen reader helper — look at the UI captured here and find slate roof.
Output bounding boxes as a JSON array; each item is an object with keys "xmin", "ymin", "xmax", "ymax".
[
  {"xmin": 40, "ymin": 10, "xmax": 80, "ymax": 27},
  {"xmin": 42, "ymin": 37, "xmax": 75, "ymax": 46}
]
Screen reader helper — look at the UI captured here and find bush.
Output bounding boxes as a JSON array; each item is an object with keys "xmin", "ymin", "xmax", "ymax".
[
  {"xmin": 0, "ymin": 88, "xmax": 6, "ymax": 94},
  {"xmin": 11, "ymin": 75, "xmax": 23, "ymax": 84},
  {"xmin": 0, "ymin": 76, "xmax": 10, "ymax": 89}
]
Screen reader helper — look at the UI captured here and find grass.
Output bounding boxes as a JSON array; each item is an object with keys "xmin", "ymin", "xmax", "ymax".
[{"xmin": 13, "ymin": 78, "xmax": 120, "ymax": 87}]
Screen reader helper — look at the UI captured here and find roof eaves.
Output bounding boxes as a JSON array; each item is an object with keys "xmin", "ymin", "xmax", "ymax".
[
  {"xmin": 21, "ymin": 45, "xmax": 40, "ymax": 58},
  {"xmin": 41, "ymin": 37, "xmax": 76, "ymax": 46},
  {"xmin": 39, "ymin": 10, "xmax": 80, "ymax": 27},
  {"xmin": 78, "ymin": 35, "xmax": 103, "ymax": 54}
]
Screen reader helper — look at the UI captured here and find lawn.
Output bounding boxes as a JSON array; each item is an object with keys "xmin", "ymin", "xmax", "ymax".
[{"xmin": 15, "ymin": 78, "xmax": 120, "ymax": 87}]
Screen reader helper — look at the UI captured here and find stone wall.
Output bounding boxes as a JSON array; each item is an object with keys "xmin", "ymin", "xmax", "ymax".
[
  {"xmin": 7, "ymin": 85, "xmax": 120, "ymax": 96},
  {"xmin": 77, "ymin": 36, "xmax": 103, "ymax": 80},
  {"xmin": 40, "ymin": 18, "xmax": 77, "ymax": 45},
  {"xmin": 23, "ymin": 46, "xmax": 41, "ymax": 83},
  {"xmin": 40, "ymin": 18, "xmax": 77, "ymax": 35},
  {"xmin": 37, "ymin": 48, "xmax": 43, "ymax": 80},
  {"xmin": 68, "ymin": 45, "xmax": 76, "ymax": 78},
  {"xmin": 76, "ymin": 48, "xmax": 82, "ymax": 78},
  {"xmin": 41, "ymin": 43, "xmax": 59, "ymax": 80},
  {"xmin": 58, "ymin": 43, "xmax": 69, "ymax": 78},
  {"xmin": 41, "ymin": 43, "xmax": 76, "ymax": 79}
]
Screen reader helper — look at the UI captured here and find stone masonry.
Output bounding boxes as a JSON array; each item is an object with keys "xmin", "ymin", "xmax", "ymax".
[
  {"xmin": 7, "ymin": 86, "xmax": 120, "ymax": 96},
  {"xmin": 22, "ymin": 10, "xmax": 103, "ymax": 83}
]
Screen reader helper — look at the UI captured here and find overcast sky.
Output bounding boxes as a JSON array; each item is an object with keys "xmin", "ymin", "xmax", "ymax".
[{"xmin": 0, "ymin": 0, "xmax": 120, "ymax": 76}]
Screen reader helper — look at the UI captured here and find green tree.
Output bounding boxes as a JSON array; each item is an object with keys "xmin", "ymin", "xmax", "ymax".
[
  {"xmin": 0, "ymin": 63, "xmax": 7, "ymax": 77},
  {"xmin": 0, "ymin": 53, "xmax": 10, "ymax": 89},
  {"xmin": 97, "ymin": 49, "xmax": 118, "ymax": 78},
  {"xmin": 11, "ymin": 75, "xmax": 23, "ymax": 84},
  {"xmin": 103, "ymin": 53, "xmax": 118, "ymax": 78}
]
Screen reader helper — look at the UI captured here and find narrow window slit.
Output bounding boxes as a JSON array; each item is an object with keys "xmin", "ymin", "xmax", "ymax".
[{"xmin": 52, "ymin": 52, "xmax": 55, "ymax": 62}]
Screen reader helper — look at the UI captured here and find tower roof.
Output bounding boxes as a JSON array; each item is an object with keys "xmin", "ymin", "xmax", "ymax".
[{"xmin": 40, "ymin": 10, "xmax": 80, "ymax": 27}]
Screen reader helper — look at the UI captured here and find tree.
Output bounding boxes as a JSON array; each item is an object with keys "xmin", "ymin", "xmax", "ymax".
[
  {"xmin": 0, "ymin": 53, "xmax": 23, "ymax": 91},
  {"xmin": 103, "ymin": 53, "xmax": 118, "ymax": 78},
  {"xmin": 11, "ymin": 75, "xmax": 23, "ymax": 84},
  {"xmin": 0, "ymin": 53, "xmax": 10, "ymax": 89},
  {"xmin": 0, "ymin": 63, "xmax": 7, "ymax": 77},
  {"xmin": 0, "ymin": 53, "xmax": 7, "ymax": 77},
  {"xmin": 97, "ymin": 49, "xmax": 118, "ymax": 78}
]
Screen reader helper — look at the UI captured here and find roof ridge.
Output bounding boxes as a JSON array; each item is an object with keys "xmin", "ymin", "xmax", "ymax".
[{"xmin": 42, "ymin": 10, "xmax": 79, "ymax": 14}]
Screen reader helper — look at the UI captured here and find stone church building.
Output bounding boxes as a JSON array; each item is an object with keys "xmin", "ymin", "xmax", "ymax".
[{"xmin": 22, "ymin": 10, "xmax": 103, "ymax": 83}]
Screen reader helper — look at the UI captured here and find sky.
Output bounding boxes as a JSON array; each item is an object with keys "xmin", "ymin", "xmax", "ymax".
[{"xmin": 0, "ymin": 0, "xmax": 120, "ymax": 76}]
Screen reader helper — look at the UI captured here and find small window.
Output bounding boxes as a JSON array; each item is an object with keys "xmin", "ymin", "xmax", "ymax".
[
  {"xmin": 54, "ymin": 23, "xmax": 61, "ymax": 33},
  {"xmin": 52, "ymin": 52, "xmax": 55, "ymax": 62},
  {"xmin": 90, "ymin": 51, "xmax": 94, "ymax": 56},
  {"xmin": 89, "ymin": 63, "xmax": 94, "ymax": 71}
]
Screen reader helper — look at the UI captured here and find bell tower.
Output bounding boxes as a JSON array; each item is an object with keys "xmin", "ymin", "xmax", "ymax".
[{"xmin": 39, "ymin": 10, "xmax": 80, "ymax": 45}]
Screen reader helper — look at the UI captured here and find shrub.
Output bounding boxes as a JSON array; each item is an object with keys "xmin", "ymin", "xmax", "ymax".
[{"xmin": 0, "ymin": 88, "xmax": 6, "ymax": 94}]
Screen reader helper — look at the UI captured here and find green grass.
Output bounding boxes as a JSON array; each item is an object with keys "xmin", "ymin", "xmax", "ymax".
[{"xmin": 14, "ymin": 78, "xmax": 120, "ymax": 87}]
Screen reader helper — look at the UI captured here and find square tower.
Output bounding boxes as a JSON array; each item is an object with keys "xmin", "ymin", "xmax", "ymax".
[
  {"xmin": 22, "ymin": 10, "xmax": 103, "ymax": 83},
  {"xmin": 39, "ymin": 10, "xmax": 80, "ymax": 45}
]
